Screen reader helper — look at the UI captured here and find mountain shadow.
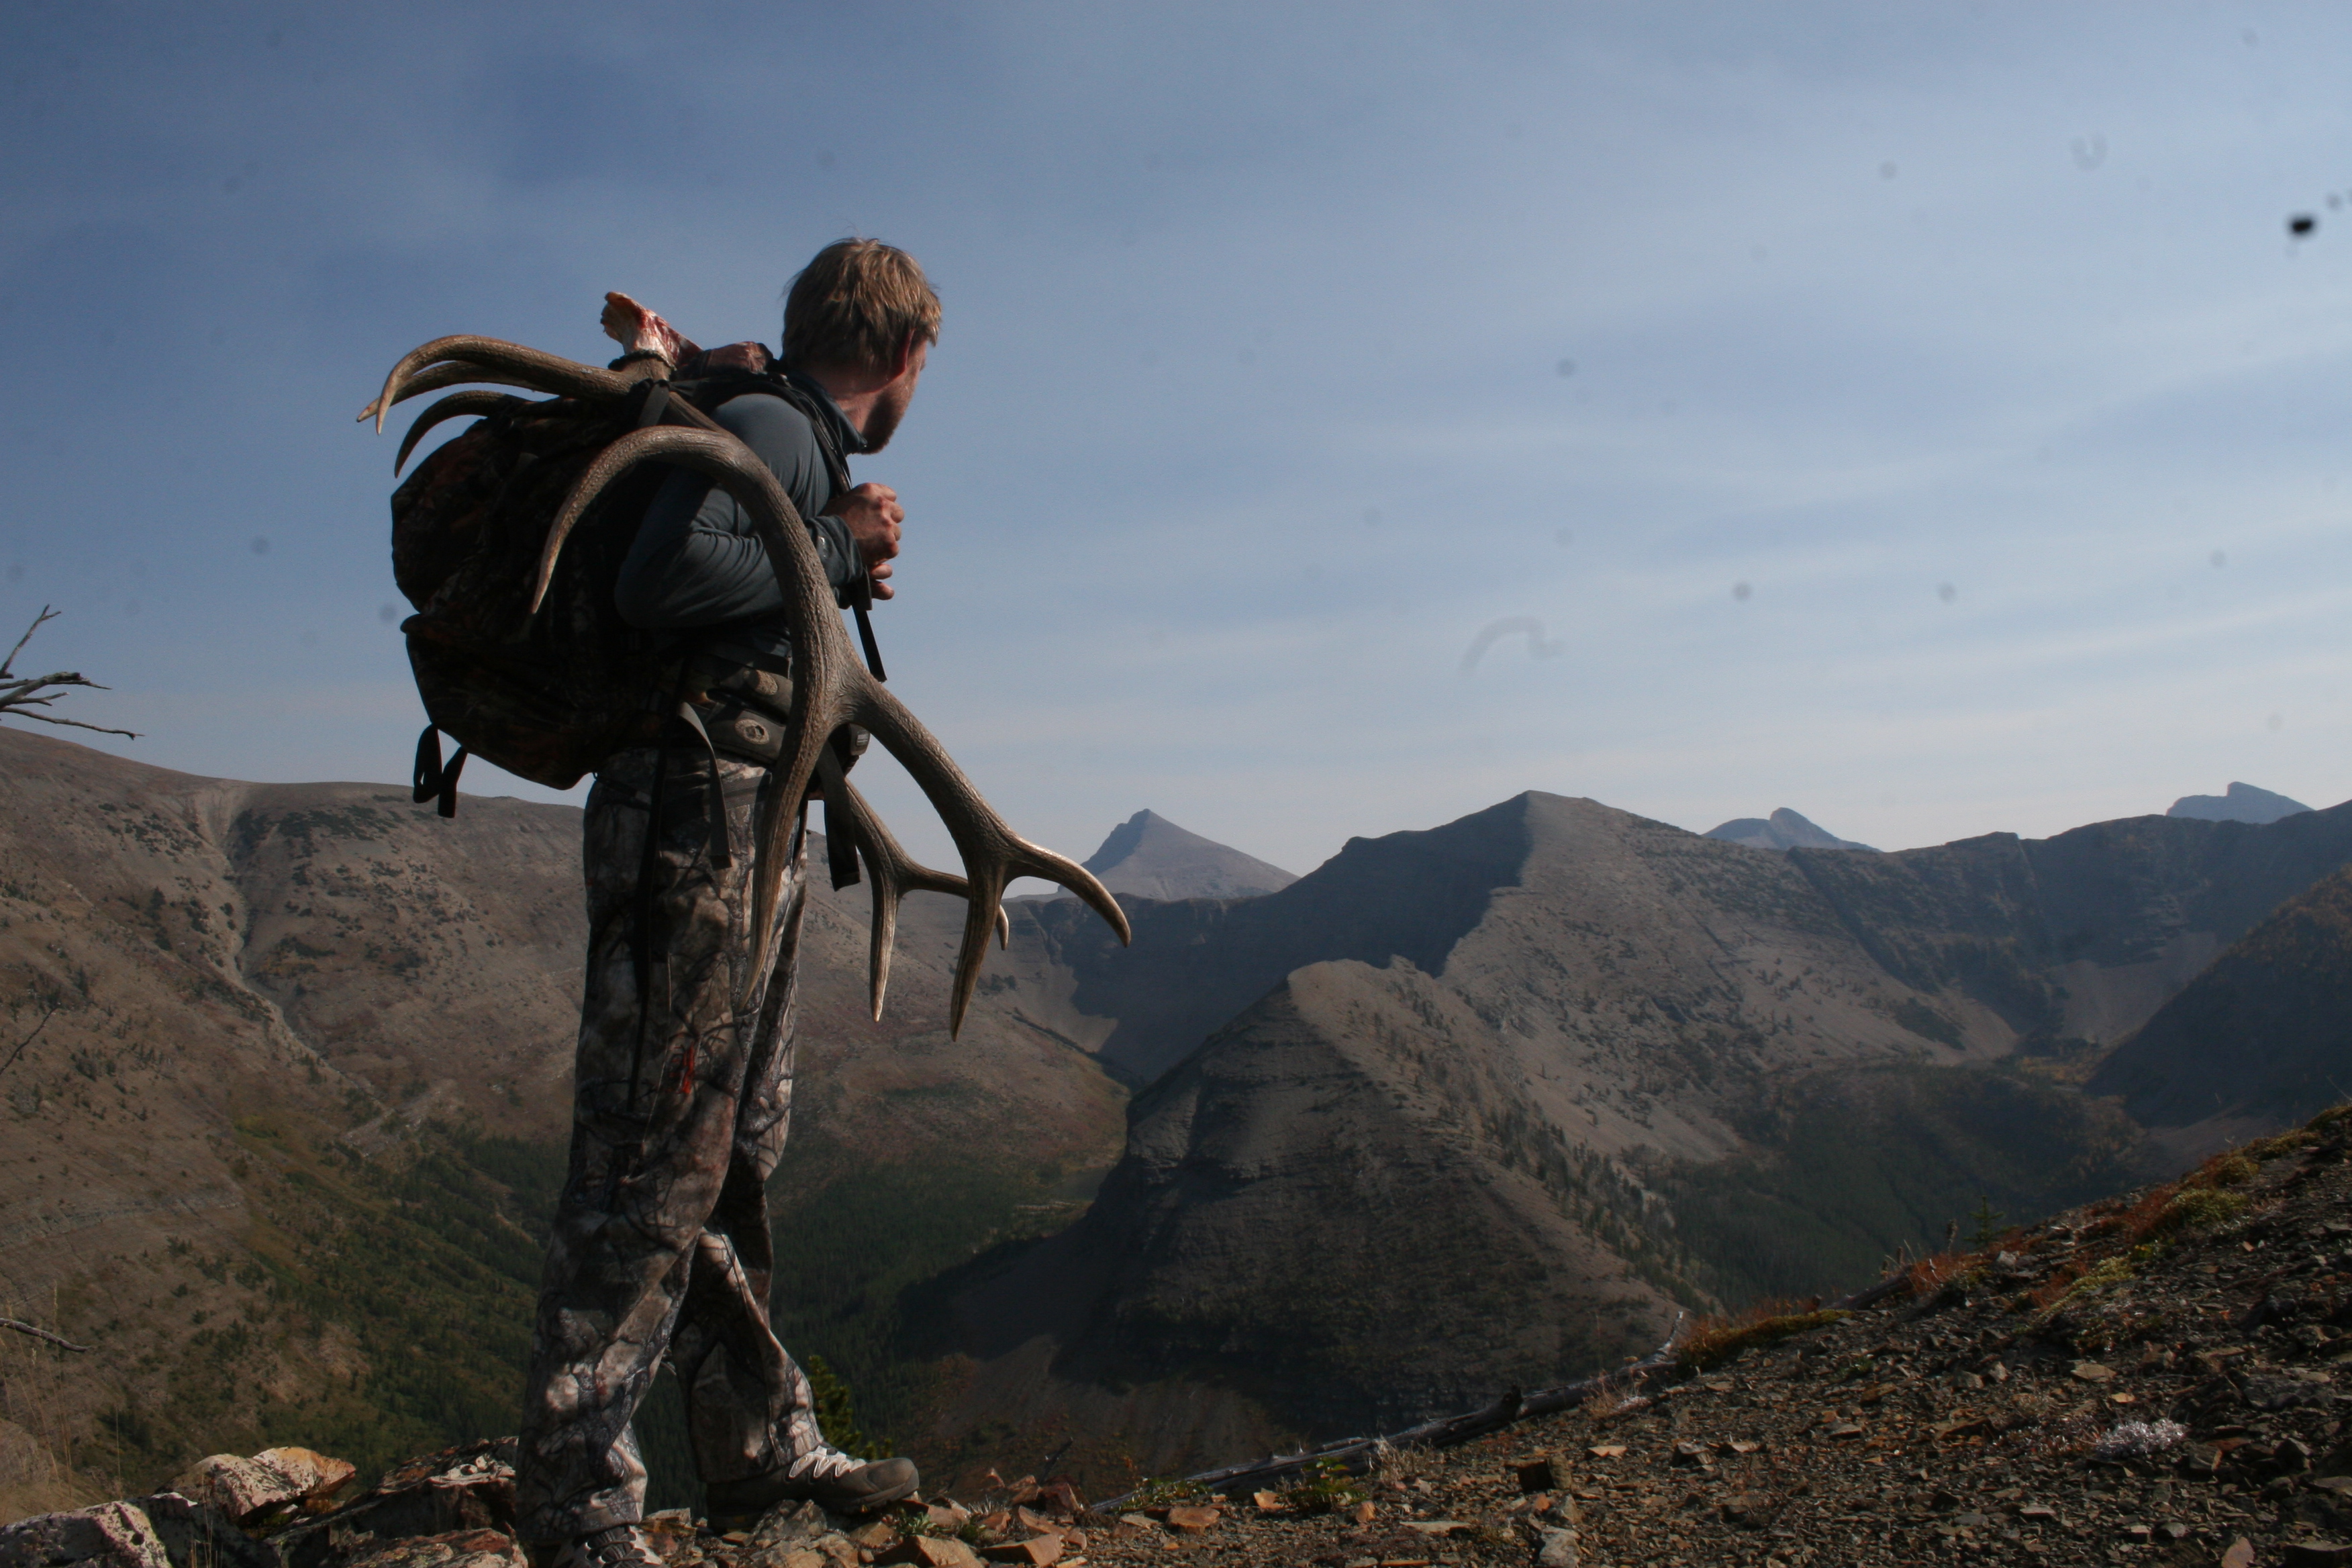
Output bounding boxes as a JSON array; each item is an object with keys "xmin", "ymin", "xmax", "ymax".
[{"xmin": 2087, "ymin": 862, "xmax": 2352, "ymax": 1136}]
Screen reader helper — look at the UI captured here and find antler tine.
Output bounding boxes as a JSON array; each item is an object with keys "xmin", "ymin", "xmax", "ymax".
[
  {"xmin": 360, "ymin": 335, "xmax": 630, "ymax": 430},
  {"xmin": 396, "ymin": 391, "xmax": 526, "ymax": 475},
  {"xmin": 847, "ymin": 680, "xmax": 1130, "ymax": 1035},
  {"xmin": 529, "ymin": 424, "xmax": 1131, "ymax": 1027},
  {"xmin": 376, "ymin": 361, "xmax": 542, "ymax": 416},
  {"xmin": 814, "ymin": 750, "xmax": 970, "ymax": 1019}
]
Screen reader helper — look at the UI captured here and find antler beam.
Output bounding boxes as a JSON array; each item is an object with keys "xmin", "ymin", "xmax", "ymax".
[{"xmin": 396, "ymin": 391, "xmax": 527, "ymax": 474}]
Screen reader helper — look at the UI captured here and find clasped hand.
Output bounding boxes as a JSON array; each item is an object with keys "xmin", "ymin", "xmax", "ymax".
[{"xmin": 822, "ymin": 482, "xmax": 902, "ymax": 599}]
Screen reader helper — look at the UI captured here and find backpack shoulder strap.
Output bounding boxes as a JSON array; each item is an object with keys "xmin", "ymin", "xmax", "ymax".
[{"xmin": 677, "ymin": 371, "xmax": 853, "ymax": 493}]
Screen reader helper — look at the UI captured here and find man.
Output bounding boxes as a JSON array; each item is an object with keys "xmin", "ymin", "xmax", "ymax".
[{"xmin": 515, "ymin": 240, "xmax": 936, "ymax": 1568}]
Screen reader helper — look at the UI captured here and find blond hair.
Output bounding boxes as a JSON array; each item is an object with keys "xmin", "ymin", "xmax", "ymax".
[{"xmin": 782, "ymin": 240, "xmax": 940, "ymax": 374}]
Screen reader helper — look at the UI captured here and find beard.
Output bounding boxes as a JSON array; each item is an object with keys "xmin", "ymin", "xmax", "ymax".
[{"xmin": 859, "ymin": 379, "xmax": 914, "ymax": 452}]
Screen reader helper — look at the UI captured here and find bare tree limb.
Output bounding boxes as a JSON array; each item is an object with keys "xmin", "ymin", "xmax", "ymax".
[
  {"xmin": 0, "ymin": 1004, "xmax": 56, "ymax": 1076},
  {"xmin": 0, "ymin": 606, "xmax": 58, "ymax": 679},
  {"xmin": 0, "ymin": 607, "xmax": 140, "ymax": 739},
  {"xmin": 0, "ymin": 1317, "xmax": 92, "ymax": 1353}
]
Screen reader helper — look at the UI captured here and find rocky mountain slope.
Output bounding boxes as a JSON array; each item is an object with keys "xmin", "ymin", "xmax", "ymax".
[
  {"xmin": 2089, "ymin": 864, "xmax": 2352, "ymax": 1151},
  {"xmin": 1076, "ymin": 810, "xmax": 1295, "ymax": 901},
  {"xmin": 0, "ymin": 728, "xmax": 1130, "ymax": 1517},
  {"xmin": 1067, "ymin": 1104, "xmax": 2352, "ymax": 1568},
  {"xmin": 923, "ymin": 793, "xmax": 2352, "ymax": 1487},
  {"xmin": 14, "ymin": 725, "xmax": 2352, "ymax": 1518},
  {"xmin": 19, "ymin": 1105, "xmax": 2352, "ymax": 1568}
]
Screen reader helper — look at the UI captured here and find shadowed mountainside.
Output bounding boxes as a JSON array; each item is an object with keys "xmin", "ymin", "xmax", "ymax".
[{"xmin": 2086, "ymin": 861, "xmax": 2352, "ymax": 1142}]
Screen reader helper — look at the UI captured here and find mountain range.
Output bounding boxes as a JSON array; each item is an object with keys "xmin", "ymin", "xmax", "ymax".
[{"xmin": 7, "ymin": 724, "xmax": 2352, "ymax": 1508}]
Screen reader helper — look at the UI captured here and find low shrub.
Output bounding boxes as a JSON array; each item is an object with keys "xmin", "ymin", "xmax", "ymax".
[
  {"xmin": 1677, "ymin": 1308, "xmax": 1849, "ymax": 1373},
  {"xmin": 1280, "ymin": 1458, "xmax": 1367, "ymax": 1514},
  {"xmin": 2150, "ymin": 1187, "xmax": 2249, "ymax": 1234},
  {"xmin": 2243, "ymin": 1129, "xmax": 2316, "ymax": 1163}
]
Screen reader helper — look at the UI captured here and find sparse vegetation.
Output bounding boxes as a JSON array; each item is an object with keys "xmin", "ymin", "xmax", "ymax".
[
  {"xmin": 1277, "ymin": 1457, "xmax": 1366, "ymax": 1514},
  {"xmin": 2151, "ymin": 1186, "xmax": 2248, "ymax": 1234},
  {"xmin": 1675, "ymin": 1308, "xmax": 1849, "ymax": 1373}
]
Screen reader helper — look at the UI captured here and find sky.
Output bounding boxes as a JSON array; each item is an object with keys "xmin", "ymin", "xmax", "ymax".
[{"xmin": 5, "ymin": 3, "xmax": 2352, "ymax": 881}]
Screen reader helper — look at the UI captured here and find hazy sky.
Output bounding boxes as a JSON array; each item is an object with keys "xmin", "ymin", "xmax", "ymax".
[{"xmin": 5, "ymin": 3, "xmax": 2351, "ymax": 880}]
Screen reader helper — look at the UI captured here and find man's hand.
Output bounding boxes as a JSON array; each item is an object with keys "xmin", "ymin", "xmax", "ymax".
[{"xmin": 822, "ymin": 483, "xmax": 902, "ymax": 600}]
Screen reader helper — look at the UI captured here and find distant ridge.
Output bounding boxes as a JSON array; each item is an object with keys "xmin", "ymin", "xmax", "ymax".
[
  {"xmin": 1079, "ymin": 809, "xmax": 1297, "ymax": 901},
  {"xmin": 1703, "ymin": 807, "xmax": 1875, "ymax": 852},
  {"xmin": 2167, "ymin": 781, "xmax": 2313, "ymax": 825}
]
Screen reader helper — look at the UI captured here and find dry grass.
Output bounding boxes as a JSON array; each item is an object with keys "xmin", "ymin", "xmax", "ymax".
[
  {"xmin": 0, "ymin": 1287, "xmax": 113, "ymax": 1524},
  {"xmin": 1901, "ymin": 1253, "xmax": 1975, "ymax": 1295},
  {"xmin": 1675, "ymin": 1305, "xmax": 1851, "ymax": 1374}
]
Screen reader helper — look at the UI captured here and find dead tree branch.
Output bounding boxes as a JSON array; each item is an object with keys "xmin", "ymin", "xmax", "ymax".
[
  {"xmin": 0, "ymin": 1003, "xmax": 56, "ymax": 1076},
  {"xmin": 0, "ymin": 606, "xmax": 140, "ymax": 739},
  {"xmin": 0, "ymin": 1317, "xmax": 91, "ymax": 1353}
]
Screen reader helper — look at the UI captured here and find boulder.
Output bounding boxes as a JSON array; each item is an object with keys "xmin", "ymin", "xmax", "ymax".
[
  {"xmin": 277, "ymin": 1440, "xmax": 518, "ymax": 1568},
  {"xmin": 128, "ymin": 1495, "xmax": 277, "ymax": 1568},
  {"xmin": 0, "ymin": 1502, "xmax": 173, "ymax": 1568},
  {"xmin": 171, "ymin": 1449, "xmax": 357, "ymax": 1524},
  {"xmin": 0, "ymin": 1495, "xmax": 275, "ymax": 1568}
]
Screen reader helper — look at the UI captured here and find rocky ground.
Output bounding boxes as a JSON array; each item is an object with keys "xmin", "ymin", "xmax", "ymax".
[
  {"xmin": 1068, "ymin": 1102, "xmax": 2352, "ymax": 1567},
  {"xmin": 14, "ymin": 1104, "xmax": 2352, "ymax": 1568}
]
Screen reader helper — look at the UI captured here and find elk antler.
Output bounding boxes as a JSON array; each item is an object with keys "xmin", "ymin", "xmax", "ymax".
[
  {"xmin": 543, "ymin": 424, "xmax": 1130, "ymax": 1033},
  {"xmin": 368, "ymin": 334, "xmax": 1128, "ymax": 1032},
  {"xmin": 358, "ymin": 335, "xmax": 644, "ymax": 430}
]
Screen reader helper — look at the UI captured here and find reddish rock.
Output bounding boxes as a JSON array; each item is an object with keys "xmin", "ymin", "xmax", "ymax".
[{"xmin": 875, "ymin": 1538, "xmax": 980, "ymax": 1568}]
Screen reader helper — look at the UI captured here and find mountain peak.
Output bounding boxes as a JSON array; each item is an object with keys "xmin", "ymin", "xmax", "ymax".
[
  {"xmin": 1080, "ymin": 809, "xmax": 1298, "ymax": 901},
  {"xmin": 2167, "ymin": 781, "xmax": 2314, "ymax": 825},
  {"xmin": 1703, "ymin": 807, "xmax": 1877, "ymax": 852}
]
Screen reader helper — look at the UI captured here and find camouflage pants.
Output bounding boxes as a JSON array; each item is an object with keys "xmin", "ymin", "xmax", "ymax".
[{"xmin": 515, "ymin": 745, "xmax": 829, "ymax": 1543}]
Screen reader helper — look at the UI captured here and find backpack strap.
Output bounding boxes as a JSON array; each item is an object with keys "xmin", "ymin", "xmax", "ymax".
[{"xmin": 411, "ymin": 726, "xmax": 468, "ymax": 818}]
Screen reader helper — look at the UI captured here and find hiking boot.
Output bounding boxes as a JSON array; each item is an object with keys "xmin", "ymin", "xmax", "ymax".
[
  {"xmin": 535, "ymin": 1525, "xmax": 665, "ymax": 1568},
  {"xmin": 705, "ymin": 1449, "xmax": 920, "ymax": 1524}
]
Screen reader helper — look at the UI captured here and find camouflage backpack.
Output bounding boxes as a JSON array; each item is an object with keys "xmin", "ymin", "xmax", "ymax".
[{"xmin": 387, "ymin": 364, "xmax": 851, "ymax": 814}]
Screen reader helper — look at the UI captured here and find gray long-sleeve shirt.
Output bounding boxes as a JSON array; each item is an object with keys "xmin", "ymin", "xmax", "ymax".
[{"xmin": 614, "ymin": 377, "xmax": 867, "ymax": 661}]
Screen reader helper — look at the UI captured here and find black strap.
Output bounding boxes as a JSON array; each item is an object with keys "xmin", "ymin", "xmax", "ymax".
[
  {"xmin": 634, "ymin": 381, "xmax": 671, "ymax": 429},
  {"xmin": 411, "ymin": 726, "xmax": 468, "ymax": 818},
  {"xmin": 820, "ymin": 729, "xmax": 863, "ymax": 891},
  {"xmin": 852, "ymin": 589, "xmax": 887, "ymax": 681}
]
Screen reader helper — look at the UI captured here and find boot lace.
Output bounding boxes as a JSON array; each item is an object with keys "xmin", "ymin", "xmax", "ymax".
[{"xmin": 783, "ymin": 1445, "xmax": 863, "ymax": 1482}]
